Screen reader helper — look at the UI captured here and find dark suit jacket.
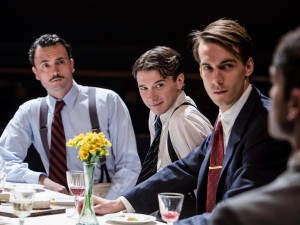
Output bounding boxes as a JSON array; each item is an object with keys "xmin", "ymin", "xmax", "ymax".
[
  {"xmin": 125, "ymin": 86, "xmax": 292, "ymax": 225},
  {"xmin": 210, "ymin": 162, "xmax": 300, "ymax": 225}
]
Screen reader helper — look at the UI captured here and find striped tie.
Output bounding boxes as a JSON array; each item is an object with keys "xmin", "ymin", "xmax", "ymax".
[
  {"xmin": 49, "ymin": 100, "xmax": 68, "ymax": 188},
  {"xmin": 136, "ymin": 116, "xmax": 162, "ymax": 184},
  {"xmin": 206, "ymin": 118, "xmax": 224, "ymax": 212}
]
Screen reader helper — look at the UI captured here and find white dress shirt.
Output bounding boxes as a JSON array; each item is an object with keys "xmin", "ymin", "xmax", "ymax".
[
  {"xmin": 220, "ymin": 85, "xmax": 252, "ymax": 151},
  {"xmin": 122, "ymin": 91, "xmax": 213, "ymax": 212},
  {"xmin": 149, "ymin": 91, "xmax": 213, "ymax": 171}
]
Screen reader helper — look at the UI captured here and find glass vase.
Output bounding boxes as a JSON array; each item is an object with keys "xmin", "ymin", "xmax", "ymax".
[{"xmin": 76, "ymin": 162, "xmax": 99, "ymax": 225}]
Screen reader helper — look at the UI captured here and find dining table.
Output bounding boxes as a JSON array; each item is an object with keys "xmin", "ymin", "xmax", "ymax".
[{"xmin": 0, "ymin": 183, "xmax": 165, "ymax": 225}]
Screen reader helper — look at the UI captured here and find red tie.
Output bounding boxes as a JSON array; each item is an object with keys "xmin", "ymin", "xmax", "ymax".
[
  {"xmin": 49, "ymin": 100, "xmax": 68, "ymax": 188},
  {"xmin": 206, "ymin": 118, "xmax": 224, "ymax": 212}
]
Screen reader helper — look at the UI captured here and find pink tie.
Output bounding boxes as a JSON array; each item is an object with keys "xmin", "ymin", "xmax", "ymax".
[{"xmin": 206, "ymin": 118, "xmax": 224, "ymax": 212}]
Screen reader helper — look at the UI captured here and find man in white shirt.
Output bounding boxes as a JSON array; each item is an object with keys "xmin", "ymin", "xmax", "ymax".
[
  {"xmin": 133, "ymin": 46, "xmax": 213, "ymax": 217},
  {"xmin": 133, "ymin": 46, "xmax": 212, "ymax": 182}
]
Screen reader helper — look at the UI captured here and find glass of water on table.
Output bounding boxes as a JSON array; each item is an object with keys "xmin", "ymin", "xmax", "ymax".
[{"xmin": 158, "ymin": 192, "xmax": 184, "ymax": 225}]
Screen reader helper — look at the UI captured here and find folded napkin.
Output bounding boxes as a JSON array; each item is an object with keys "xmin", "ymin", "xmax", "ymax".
[{"xmin": 0, "ymin": 193, "xmax": 10, "ymax": 203}]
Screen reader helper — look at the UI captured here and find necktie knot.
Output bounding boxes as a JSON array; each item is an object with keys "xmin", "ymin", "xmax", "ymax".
[
  {"xmin": 55, "ymin": 100, "xmax": 65, "ymax": 114},
  {"xmin": 154, "ymin": 116, "xmax": 162, "ymax": 133},
  {"xmin": 136, "ymin": 115, "xmax": 162, "ymax": 184},
  {"xmin": 214, "ymin": 118, "xmax": 223, "ymax": 135}
]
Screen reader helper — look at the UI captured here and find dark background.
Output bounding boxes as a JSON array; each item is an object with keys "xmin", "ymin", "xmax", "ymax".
[{"xmin": 0, "ymin": 0, "xmax": 299, "ymax": 135}]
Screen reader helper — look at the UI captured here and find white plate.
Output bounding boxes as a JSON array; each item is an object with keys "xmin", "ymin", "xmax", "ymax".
[
  {"xmin": 104, "ymin": 213, "xmax": 156, "ymax": 224},
  {"xmin": 50, "ymin": 197, "xmax": 74, "ymax": 206},
  {"xmin": 4, "ymin": 182, "xmax": 44, "ymax": 192}
]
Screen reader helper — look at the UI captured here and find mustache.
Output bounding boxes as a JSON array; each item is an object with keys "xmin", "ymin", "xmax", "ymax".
[{"xmin": 49, "ymin": 74, "xmax": 64, "ymax": 82}]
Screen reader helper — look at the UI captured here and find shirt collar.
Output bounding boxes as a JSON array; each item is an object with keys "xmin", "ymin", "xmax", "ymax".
[
  {"xmin": 48, "ymin": 79, "xmax": 79, "ymax": 112},
  {"xmin": 150, "ymin": 91, "xmax": 194, "ymax": 125},
  {"xmin": 220, "ymin": 85, "xmax": 252, "ymax": 136}
]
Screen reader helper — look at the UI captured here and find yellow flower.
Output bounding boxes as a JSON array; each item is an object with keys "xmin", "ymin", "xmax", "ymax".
[{"xmin": 66, "ymin": 131, "xmax": 111, "ymax": 164}]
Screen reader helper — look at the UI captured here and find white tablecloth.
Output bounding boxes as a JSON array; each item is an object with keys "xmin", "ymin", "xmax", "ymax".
[{"xmin": 0, "ymin": 187, "xmax": 163, "ymax": 225}]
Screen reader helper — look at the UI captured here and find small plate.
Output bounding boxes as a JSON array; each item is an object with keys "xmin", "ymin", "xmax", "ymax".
[
  {"xmin": 104, "ymin": 213, "xmax": 156, "ymax": 224},
  {"xmin": 4, "ymin": 182, "xmax": 44, "ymax": 192},
  {"xmin": 50, "ymin": 197, "xmax": 74, "ymax": 206}
]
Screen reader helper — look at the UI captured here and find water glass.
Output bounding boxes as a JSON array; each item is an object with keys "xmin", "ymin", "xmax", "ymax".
[{"xmin": 158, "ymin": 192, "xmax": 184, "ymax": 224}]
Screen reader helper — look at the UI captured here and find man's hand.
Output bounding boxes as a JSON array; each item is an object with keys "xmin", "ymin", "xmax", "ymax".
[
  {"xmin": 39, "ymin": 176, "xmax": 69, "ymax": 195},
  {"xmin": 77, "ymin": 196, "xmax": 125, "ymax": 215}
]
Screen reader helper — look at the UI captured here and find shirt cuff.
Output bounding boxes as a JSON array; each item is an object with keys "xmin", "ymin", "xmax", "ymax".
[{"xmin": 119, "ymin": 196, "xmax": 135, "ymax": 213}]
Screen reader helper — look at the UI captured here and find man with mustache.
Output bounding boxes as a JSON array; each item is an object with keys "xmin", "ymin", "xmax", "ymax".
[
  {"xmin": 77, "ymin": 18, "xmax": 292, "ymax": 225},
  {"xmin": 0, "ymin": 34, "xmax": 141, "ymax": 198}
]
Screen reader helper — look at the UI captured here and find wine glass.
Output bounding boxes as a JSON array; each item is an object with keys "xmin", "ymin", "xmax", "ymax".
[
  {"xmin": 12, "ymin": 188, "xmax": 36, "ymax": 225},
  {"xmin": 158, "ymin": 192, "xmax": 184, "ymax": 224},
  {"xmin": 66, "ymin": 170, "xmax": 85, "ymax": 218}
]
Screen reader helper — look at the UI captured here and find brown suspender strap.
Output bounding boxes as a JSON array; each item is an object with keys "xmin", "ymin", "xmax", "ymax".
[
  {"xmin": 39, "ymin": 97, "xmax": 50, "ymax": 160},
  {"xmin": 88, "ymin": 87, "xmax": 100, "ymax": 131},
  {"xmin": 88, "ymin": 87, "xmax": 111, "ymax": 183},
  {"xmin": 39, "ymin": 87, "xmax": 111, "ymax": 183},
  {"xmin": 167, "ymin": 102, "xmax": 198, "ymax": 162}
]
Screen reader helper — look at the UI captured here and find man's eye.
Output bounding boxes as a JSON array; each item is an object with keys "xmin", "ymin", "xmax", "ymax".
[
  {"xmin": 155, "ymin": 83, "xmax": 163, "ymax": 88},
  {"xmin": 202, "ymin": 65, "xmax": 212, "ymax": 71},
  {"xmin": 41, "ymin": 63, "xmax": 49, "ymax": 68},
  {"xmin": 139, "ymin": 87, "xmax": 147, "ymax": 91},
  {"xmin": 221, "ymin": 64, "xmax": 234, "ymax": 70}
]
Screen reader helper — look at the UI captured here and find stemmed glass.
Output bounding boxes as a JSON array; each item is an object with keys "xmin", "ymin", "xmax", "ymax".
[
  {"xmin": 66, "ymin": 170, "xmax": 85, "ymax": 218},
  {"xmin": 158, "ymin": 192, "xmax": 184, "ymax": 225},
  {"xmin": 12, "ymin": 188, "xmax": 36, "ymax": 225}
]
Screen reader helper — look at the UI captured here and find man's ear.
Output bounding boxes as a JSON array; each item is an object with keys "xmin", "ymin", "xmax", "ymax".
[
  {"xmin": 70, "ymin": 58, "xmax": 75, "ymax": 73},
  {"xmin": 199, "ymin": 67, "xmax": 203, "ymax": 79},
  {"xmin": 287, "ymin": 88, "xmax": 300, "ymax": 121},
  {"xmin": 245, "ymin": 58, "xmax": 254, "ymax": 78},
  {"xmin": 176, "ymin": 73, "xmax": 185, "ymax": 90},
  {"xmin": 32, "ymin": 66, "xmax": 40, "ymax": 80}
]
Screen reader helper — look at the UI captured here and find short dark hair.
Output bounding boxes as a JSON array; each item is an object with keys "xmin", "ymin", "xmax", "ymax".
[
  {"xmin": 189, "ymin": 18, "xmax": 253, "ymax": 65},
  {"xmin": 28, "ymin": 34, "xmax": 72, "ymax": 66},
  {"xmin": 132, "ymin": 46, "xmax": 184, "ymax": 81},
  {"xmin": 272, "ymin": 26, "xmax": 300, "ymax": 99}
]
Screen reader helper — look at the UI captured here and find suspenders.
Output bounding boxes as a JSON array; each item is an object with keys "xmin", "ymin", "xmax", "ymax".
[
  {"xmin": 167, "ymin": 102, "xmax": 198, "ymax": 162},
  {"xmin": 39, "ymin": 87, "xmax": 111, "ymax": 183},
  {"xmin": 167, "ymin": 102, "xmax": 198, "ymax": 199}
]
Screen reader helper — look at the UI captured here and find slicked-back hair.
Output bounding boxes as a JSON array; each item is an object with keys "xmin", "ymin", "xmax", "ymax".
[
  {"xmin": 132, "ymin": 46, "xmax": 184, "ymax": 81},
  {"xmin": 28, "ymin": 34, "xmax": 72, "ymax": 66},
  {"xmin": 189, "ymin": 18, "xmax": 253, "ymax": 65}
]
